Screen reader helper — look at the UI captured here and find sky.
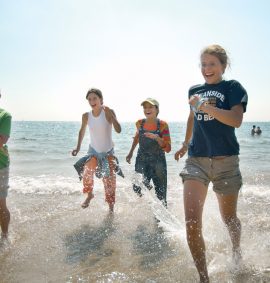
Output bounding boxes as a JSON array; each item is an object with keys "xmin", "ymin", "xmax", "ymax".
[{"xmin": 0, "ymin": 0, "xmax": 269, "ymax": 122}]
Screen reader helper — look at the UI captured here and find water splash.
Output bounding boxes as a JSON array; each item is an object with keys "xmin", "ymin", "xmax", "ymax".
[{"xmin": 126, "ymin": 173, "xmax": 186, "ymax": 242}]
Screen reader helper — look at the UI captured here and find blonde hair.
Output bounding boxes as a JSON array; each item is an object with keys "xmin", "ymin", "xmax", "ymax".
[{"xmin": 201, "ymin": 44, "xmax": 230, "ymax": 69}]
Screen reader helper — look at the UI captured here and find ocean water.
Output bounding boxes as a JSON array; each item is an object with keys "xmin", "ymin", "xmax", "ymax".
[{"xmin": 0, "ymin": 121, "xmax": 269, "ymax": 283}]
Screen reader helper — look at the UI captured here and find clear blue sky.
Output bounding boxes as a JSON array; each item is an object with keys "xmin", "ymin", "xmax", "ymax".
[{"xmin": 0, "ymin": 0, "xmax": 269, "ymax": 122}]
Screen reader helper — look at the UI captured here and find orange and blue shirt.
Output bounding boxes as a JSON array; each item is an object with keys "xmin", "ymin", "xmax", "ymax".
[{"xmin": 135, "ymin": 119, "xmax": 171, "ymax": 153}]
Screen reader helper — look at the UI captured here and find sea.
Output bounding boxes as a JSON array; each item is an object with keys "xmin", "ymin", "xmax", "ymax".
[{"xmin": 0, "ymin": 121, "xmax": 269, "ymax": 283}]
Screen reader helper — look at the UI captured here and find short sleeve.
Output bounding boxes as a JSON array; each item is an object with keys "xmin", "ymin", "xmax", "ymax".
[
  {"xmin": 228, "ymin": 80, "xmax": 248, "ymax": 112},
  {"xmin": 159, "ymin": 120, "xmax": 171, "ymax": 153},
  {"xmin": 0, "ymin": 111, "xmax": 12, "ymax": 136}
]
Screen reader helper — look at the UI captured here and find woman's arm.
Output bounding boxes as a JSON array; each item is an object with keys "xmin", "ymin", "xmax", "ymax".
[
  {"xmin": 200, "ymin": 103, "xmax": 244, "ymax": 128},
  {"xmin": 174, "ymin": 110, "xmax": 194, "ymax": 161},
  {"xmin": 190, "ymin": 95, "xmax": 244, "ymax": 128}
]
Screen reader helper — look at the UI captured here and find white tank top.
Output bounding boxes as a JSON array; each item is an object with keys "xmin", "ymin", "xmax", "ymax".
[{"xmin": 88, "ymin": 109, "xmax": 113, "ymax": 153}]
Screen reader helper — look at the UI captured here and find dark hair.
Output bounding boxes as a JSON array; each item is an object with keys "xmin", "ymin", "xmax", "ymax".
[
  {"xmin": 86, "ymin": 88, "xmax": 103, "ymax": 99},
  {"xmin": 201, "ymin": 44, "xmax": 230, "ymax": 69},
  {"xmin": 156, "ymin": 106, "xmax": 159, "ymax": 116}
]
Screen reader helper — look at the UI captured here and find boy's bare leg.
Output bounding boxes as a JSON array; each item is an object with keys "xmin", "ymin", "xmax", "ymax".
[
  {"xmin": 0, "ymin": 198, "xmax": 10, "ymax": 238},
  {"xmin": 82, "ymin": 157, "xmax": 97, "ymax": 208},
  {"xmin": 103, "ymin": 156, "xmax": 116, "ymax": 212}
]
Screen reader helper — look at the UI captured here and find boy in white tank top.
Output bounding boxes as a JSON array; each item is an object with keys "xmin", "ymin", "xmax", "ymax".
[{"xmin": 72, "ymin": 88, "xmax": 122, "ymax": 212}]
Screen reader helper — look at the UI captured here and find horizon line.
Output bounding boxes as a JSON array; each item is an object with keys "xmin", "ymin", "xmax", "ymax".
[{"xmin": 12, "ymin": 120, "xmax": 270, "ymax": 123}]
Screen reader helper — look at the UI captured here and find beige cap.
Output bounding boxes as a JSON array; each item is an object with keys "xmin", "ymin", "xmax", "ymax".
[{"xmin": 141, "ymin": 98, "xmax": 159, "ymax": 108}]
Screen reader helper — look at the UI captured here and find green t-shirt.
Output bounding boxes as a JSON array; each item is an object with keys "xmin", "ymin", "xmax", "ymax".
[{"xmin": 0, "ymin": 108, "xmax": 12, "ymax": 169}]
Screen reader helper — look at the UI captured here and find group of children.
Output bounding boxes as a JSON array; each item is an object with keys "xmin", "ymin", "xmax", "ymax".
[
  {"xmin": 72, "ymin": 92, "xmax": 173, "ymax": 210},
  {"xmin": 0, "ymin": 42, "xmax": 248, "ymax": 282},
  {"xmin": 70, "ymin": 44, "xmax": 248, "ymax": 283}
]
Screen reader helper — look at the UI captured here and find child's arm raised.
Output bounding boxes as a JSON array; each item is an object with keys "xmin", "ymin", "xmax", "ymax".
[{"xmin": 104, "ymin": 106, "xmax": 121, "ymax": 133}]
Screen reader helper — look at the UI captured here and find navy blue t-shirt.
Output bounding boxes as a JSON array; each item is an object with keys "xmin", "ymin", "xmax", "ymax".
[{"xmin": 188, "ymin": 80, "xmax": 248, "ymax": 157}]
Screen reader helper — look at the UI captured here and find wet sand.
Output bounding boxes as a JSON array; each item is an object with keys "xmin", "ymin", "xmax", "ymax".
[{"xmin": 1, "ymin": 189, "xmax": 270, "ymax": 283}]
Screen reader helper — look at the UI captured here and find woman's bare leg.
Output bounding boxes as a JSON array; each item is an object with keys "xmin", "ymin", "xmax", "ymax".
[
  {"xmin": 184, "ymin": 180, "xmax": 209, "ymax": 283},
  {"xmin": 216, "ymin": 192, "xmax": 242, "ymax": 262}
]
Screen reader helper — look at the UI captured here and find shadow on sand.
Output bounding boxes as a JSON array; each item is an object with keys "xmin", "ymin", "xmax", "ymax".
[
  {"xmin": 131, "ymin": 223, "xmax": 177, "ymax": 269},
  {"xmin": 64, "ymin": 213, "xmax": 115, "ymax": 264}
]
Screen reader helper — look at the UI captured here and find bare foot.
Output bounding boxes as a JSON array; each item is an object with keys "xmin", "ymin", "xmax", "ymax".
[
  {"xmin": 109, "ymin": 203, "xmax": 114, "ymax": 212},
  {"xmin": 232, "ymin": 247, "xmax": 242, "ymax": 265},
  {"xmin": 199, "ymin": 275, "xmax": 209, "ymax": 283},
  {"xmin": 81, "ymin": 193, "xmax": 94, "ymax": 209},
  {"xmin": 1, "ymin": 232, "xmax": 8, "ymax": 240}
]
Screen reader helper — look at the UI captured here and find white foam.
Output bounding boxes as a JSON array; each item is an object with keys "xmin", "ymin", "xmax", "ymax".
[
  {"xmin": 9, "ymin": 175, "xmax": 82, "ymax": 195},
  {"xmin": 241, "ymin": 184, "xmax": 270, "ymax": 198}
]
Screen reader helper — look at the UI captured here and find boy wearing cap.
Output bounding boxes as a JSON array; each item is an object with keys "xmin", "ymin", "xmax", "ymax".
[{"xmin": 126, "ymin": 98, "xmax": 171, "ymax": 206}]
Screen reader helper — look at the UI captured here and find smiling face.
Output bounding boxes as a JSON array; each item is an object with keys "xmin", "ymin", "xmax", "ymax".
[
  {"xmin": 142, "ymin": 102, "xmax": 158, "ymax": 118},
  {"xmin": 87, "ymin": 92, "xmax": 103, "ymax": 110},
  {"xmin": 200, "ymin": 53, "xmax": 226, "ymax": 85}
]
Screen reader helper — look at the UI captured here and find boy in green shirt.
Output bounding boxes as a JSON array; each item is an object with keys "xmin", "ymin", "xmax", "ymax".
[{"xmin": 0, "ymin": 92, "xmax": 12, "ymax": 239}]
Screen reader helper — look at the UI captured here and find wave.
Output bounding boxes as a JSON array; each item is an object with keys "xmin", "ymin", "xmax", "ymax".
[
  {"xmin": 10, "ymin": 149, "xmax": 37, "ymax": 154},
  {"xmin": 13, "ymin": 137, "xmax": 37, "ymax": 141},
  {"xmin": 9, "ymin": 175, "xmax": 81, "ymax": 195}
]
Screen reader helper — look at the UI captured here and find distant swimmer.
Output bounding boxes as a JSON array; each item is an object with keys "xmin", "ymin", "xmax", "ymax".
[
  {"xmin": 255, "ymin": 126, "xmax": 262, "ymax": 135},
  {"xmin": 251, "ymin": 125, "xmax": 256, "ymax": 135}
]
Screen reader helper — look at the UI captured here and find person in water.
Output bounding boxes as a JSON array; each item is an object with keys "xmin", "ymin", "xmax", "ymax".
[
  {"xmin": 72, "ymin": 88, "xmax": 123, "ymax": 212},
  {"xmin": 255, "ymin": 126, "xmax": 262, "ymax": 135},
  {"xmin": 251, "ymin": 125, "xmax": 256, "ymax": 135},
  {"xmin": 126, "ymin": 98, "xmax": 171, "ymax": 207},
  {"xmin": 175, "ymin": 44, "xmax": 248, "ymax": 283}
]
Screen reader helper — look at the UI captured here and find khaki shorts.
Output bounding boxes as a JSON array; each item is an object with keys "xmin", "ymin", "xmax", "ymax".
[
  {"xmin": 0, "ymin": 167, "xmax": 9, "ymax": 198},
  {"xmin": 180, "ymin": 156, "xmax": 242, "ymax": 195}
]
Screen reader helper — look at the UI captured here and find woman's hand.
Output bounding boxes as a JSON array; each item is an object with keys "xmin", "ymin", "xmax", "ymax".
[
  {"xmin": 189, "ymin": 95, "xmax": 207, "ymax": 111},
  {"xmin": 174, "ymin": 145, "xmax": 188, "ymax": 161},
  {"xmin": 126, "ymin": 153, "xmax": 133, "ymax": 164}
]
